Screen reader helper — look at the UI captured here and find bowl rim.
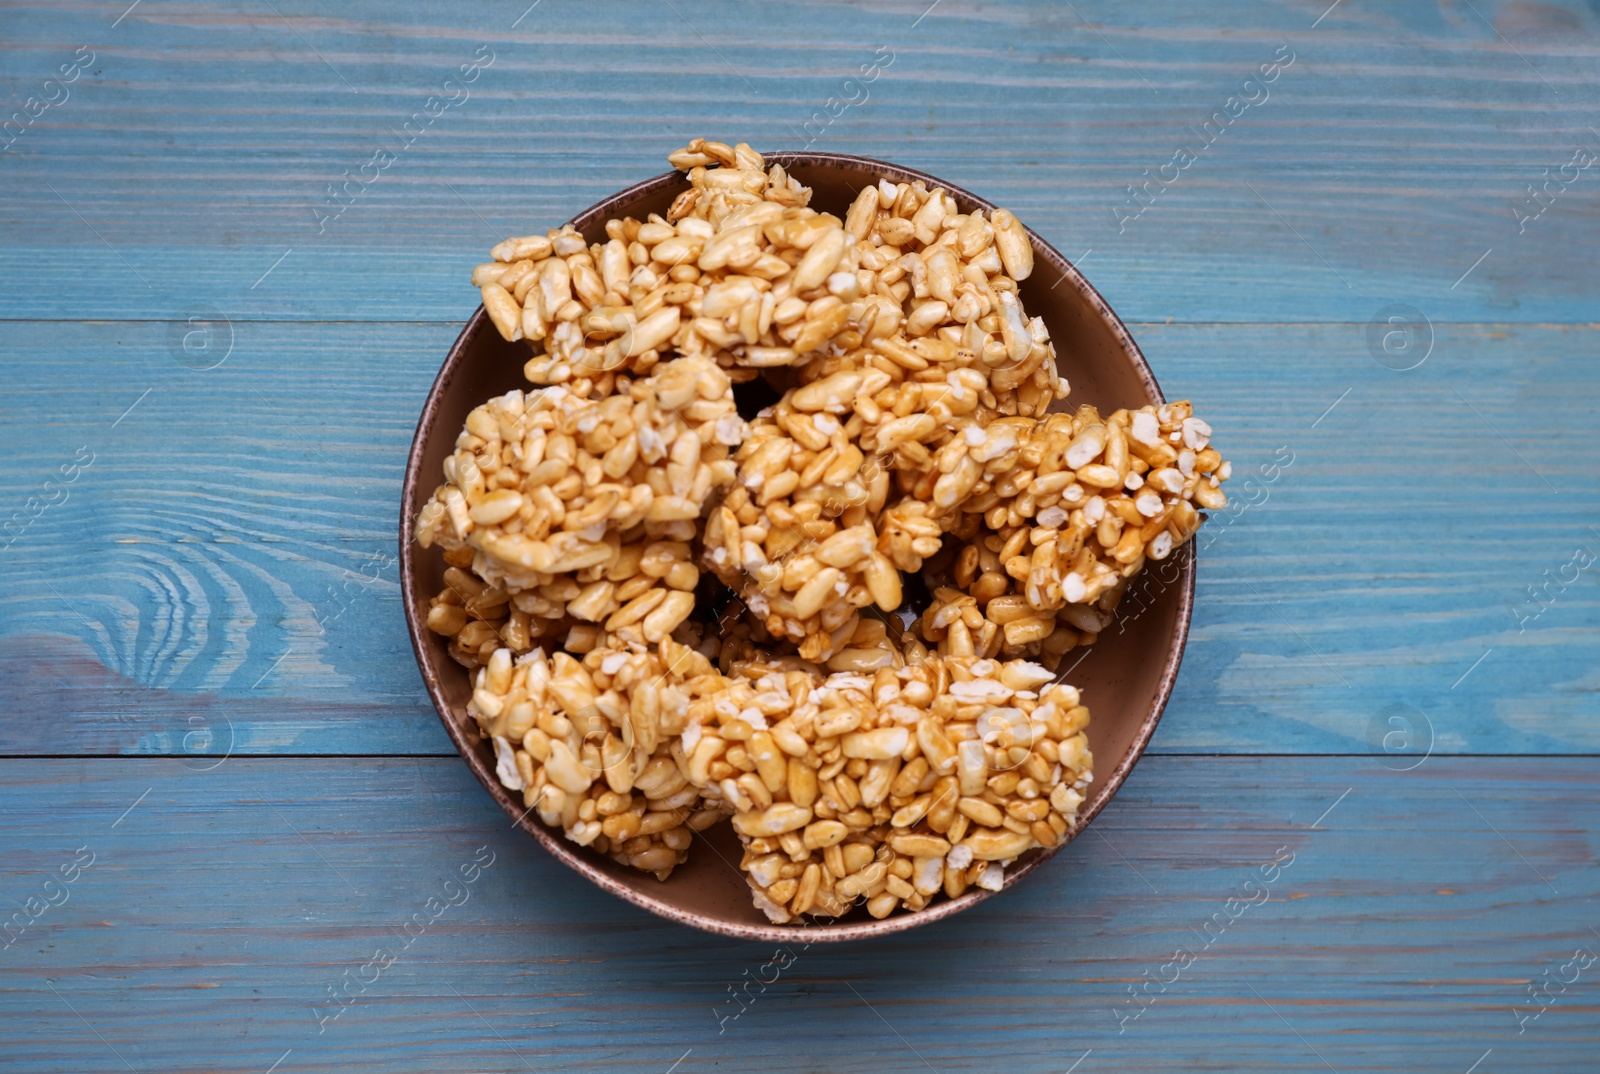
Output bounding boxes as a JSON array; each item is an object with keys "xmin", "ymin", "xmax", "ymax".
[{"xmin": 399, "ymin": 151, "xmax": 1194, "ymax": 943}]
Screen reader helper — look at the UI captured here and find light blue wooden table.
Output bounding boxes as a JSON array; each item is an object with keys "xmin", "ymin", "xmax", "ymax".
[{"xmin": 3, "ymin": 1, "xmax": 1597, "ymax": 1070}]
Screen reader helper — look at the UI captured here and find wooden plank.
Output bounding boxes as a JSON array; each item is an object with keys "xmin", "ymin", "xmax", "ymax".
[
  {"xmin": 0, "ymin": 319, "xmax": 454, "ymax": 755},
  {"xmin": 2, "ymin": 318, "xmax": 1596, "ymax": 756},
  {"xmin": 0, "ymin": 1, "xmax": 1596, "ymax": 322},
  {"xmin": 1, "ymin": 756, "xmax": 1595, "ymax": 1072},
  {"xmin": 1137, "ymin": 318, "xmax": 1600, "ymax": 755}
]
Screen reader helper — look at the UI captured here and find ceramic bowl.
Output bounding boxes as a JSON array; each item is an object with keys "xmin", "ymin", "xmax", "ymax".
[{"xmin": 400, "ymin": 153, "xmax": 1192, "ymax": 942}]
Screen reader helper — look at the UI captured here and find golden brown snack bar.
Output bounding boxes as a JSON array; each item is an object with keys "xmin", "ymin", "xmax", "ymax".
[{"xmin": 415, "ymin": 138, "xmax": 1234, "ymax": 924}]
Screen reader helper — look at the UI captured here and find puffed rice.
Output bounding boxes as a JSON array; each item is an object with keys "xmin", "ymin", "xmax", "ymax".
[
  {"xmin": 464, "ymin": 639, "xmax": 730, "ymax": 879},
  {"xmin": 414, "ymin": 138, "xmax": 1232, "ymax": 923},
  {"xmin": 918, "ymin": 400, "xmax": 1226, "ymax": 667}
]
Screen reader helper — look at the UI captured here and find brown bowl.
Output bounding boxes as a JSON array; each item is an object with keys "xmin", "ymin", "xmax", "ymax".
[{"xmin": 400, "ymin": 153, "xmax": 1193, "ymax": 942}]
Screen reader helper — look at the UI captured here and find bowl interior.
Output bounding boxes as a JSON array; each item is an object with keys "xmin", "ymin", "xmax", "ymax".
[{"xmin": 401, "ymin": 154, "xmax": 1193, "ymax": 942}]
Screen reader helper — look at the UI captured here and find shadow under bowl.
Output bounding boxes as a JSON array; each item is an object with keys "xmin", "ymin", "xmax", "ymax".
[{"xmin": 400, "ymin": 152, "xmax": 1193, "ymax": 942}]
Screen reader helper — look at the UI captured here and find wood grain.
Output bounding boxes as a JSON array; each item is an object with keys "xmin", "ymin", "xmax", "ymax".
[
  {"xmin": 0, "ymin": 0, "xmax": 1596, "ymax": 322},
  {"xmin": 1, "ymin": 320, "xmax": 1594, "ymax": 755},
  {"xmin": 1, "ymin": 756, "xmax": 1596, "ymax": 1073}
]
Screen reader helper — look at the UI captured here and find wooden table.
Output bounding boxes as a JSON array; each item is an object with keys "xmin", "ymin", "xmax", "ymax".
[{"xmin": 3, "ymin": 1, "xmax": 1596, "ymax": 1070}]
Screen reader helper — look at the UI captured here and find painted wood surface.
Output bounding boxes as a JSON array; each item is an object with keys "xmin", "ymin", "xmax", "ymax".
[
  {"xmin": 1, "ymin": 319, "xmax": 1594, "ymax": 755},
  {"xmin": 2, "ymin": 757, "xmax": 1598, "ymax": 1073},
  {"xmin": 2, "ymin": 0, "xmax": 1598, "ymax": 1070},
  {"xmin": 0, "ymin": 0, "xmax": 1596, "ymax": 324}
]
